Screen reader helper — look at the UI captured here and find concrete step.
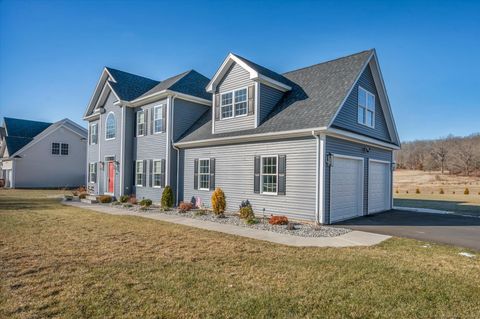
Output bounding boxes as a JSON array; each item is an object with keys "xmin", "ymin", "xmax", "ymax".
[
  {"xmin": 81, "ymin": 197, "xmax": 98, "ymax": 204},
  {"xmin": 85, "ymin": 195, "xmax": 98, "ymax": 201}
]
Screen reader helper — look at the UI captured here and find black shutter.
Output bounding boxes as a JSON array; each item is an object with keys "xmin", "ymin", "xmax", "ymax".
[
  {"xmin": 144, "ymin": 109, "xmax": 148, "ymax": 136},
  {"xmin": 94, "ymin": 163, "xmax": 98, "ymax": 183},
  {"xmin": 162, "ymin": 105, "xmax": 167, "ymax": 133},
  {"xmin": 193, "ymin": 159, "xmax": 199, "ymax": 190},
  {"xmin": 278, "ymin": 155, "xmax": 286, "ymax": 195},
  {"xmin": 87, "ymin": 163, "xmax": 90, "ymax": 183},
  {"xmin": 160, "ymin": 159, "xmax": 165, "ymax": 187},
  {"xmin": 160, "ymin": 159, "xmax": 166, "ymax": 187},
  {"xmin": 248, "ymin": 85, "xmax": 255, "ymax": 115},
  {"xmin": 209, "ymin": 158, "xmax": 215, "ymax": 190},
  {"xmin": 142, "ymin": 160, "xmax": 147, "ymax": 187},
  {"xmin": 148, "ymin": 159, "xmax": 153, "ymax": 187},
  {"xmin": 133, "ymin": 161, "xmax": 137, "ymax": 186},
  {"xmin": 215, "ymin": 94, "xmax": 220, "ymax": 120},
  {"xmin": 133, "ymin": 112, "xmax": 137, "ymax": 137},
  {"xmin": 254, "ymin": 156, "xmax": 260, "ymax": 193},
  {"xmin": 94, "ymin": 125, "xmax": 98, "ymax": 144},
  {"xmin": 150, "ymin": 108, "xmax": 154, "ymax": 135}
]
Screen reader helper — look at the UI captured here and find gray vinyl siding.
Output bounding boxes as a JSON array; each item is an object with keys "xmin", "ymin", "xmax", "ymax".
[
  {"xmin": 183, "ymin": 137, "xmax": 317, "ymax": 220},
  {"xmin": 332, "ymin": 65, "xmax": 392, "ymax": 142},
  {"xmin": 259, "ymin": 84, "xmax": 284, "ymax": 124},
  {"xmin": 97, "ymin": 91, "xmax": 122, "ymax": 197},
  {"xmin": 324, "ymin": 136, "xmax": 392, "ymax": 224},
  {"xmin": 173, "ymin": 98, "xmax": 209, "ymax": 141},
  {"xmin": 13, "ymin": 125, "xmax": 87, "ymax": 188},
  {"xmin": 214, "ymin": 62, "xmax": 256, "ymax": 134},
  {"xmin": 133, "ymin": 99, "xmax": 168, "ymax": 201}
]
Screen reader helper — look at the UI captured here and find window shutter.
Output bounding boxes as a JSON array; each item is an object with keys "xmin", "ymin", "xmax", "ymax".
[
  {"xmin": 162, "ymin": 105, "xmax": 167, "ymax": 133},
  {"xmin": 215, "ymin": 94, "xmax": 220, "ymax": 120},
  {"xmin": 142, "ymin": 160, "xmax": 147, "ymax": 187},
  {"xmin": 94, "ymin": 163, "xmax": 98, "ymax": 183},
  {"xmin": 134, "ymin": 113, "xmax": 137, "ymax": 137},
  {"xmin": 278, "ymin": 155, "xmax": 286, "ymax": 195},
  {"xmin": 194, "ymin": 159, "xmax": 199, "ymax": 190},
  {"xmin": 133, "ymin": 161, "xmax": 137, "ymax": 186},
  {"xmin": 160, "ymin": 159, "xmax": 166, "ymax": 188},
  {"xmin": 87, "ymin": 164, "xmax": 91, "ymax": 183},
  {"xmin": 150, "ymin": 108, "xmax": 154, "ymax": 135},
  {"xmin": 148, "ymin": 159, "xmax": 153, "ymax": 187},
  {"xmin": 209, "ymin": 158, "xmax": 215, "ymax": 190},
  {"xmin": 248, "ymin": 85, "xmax": 255, "ymax": 115},
  {"xmin": 254, "ymin": 156, "xmax": 260, "ymax": 193},
  {"xmin": 144, "ymin": 109, "xmax": 148, "ymax": 136}
]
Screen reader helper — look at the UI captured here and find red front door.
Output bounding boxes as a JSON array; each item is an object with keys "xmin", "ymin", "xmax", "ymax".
[{"xmin": 108, "ymin": 162, "xmax": 115, "ymax": 193}]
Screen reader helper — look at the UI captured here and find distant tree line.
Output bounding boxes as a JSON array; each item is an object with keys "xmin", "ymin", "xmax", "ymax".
[{"xmin": 394, "ymin": 133, "xmax": 480, "ymax": 176}]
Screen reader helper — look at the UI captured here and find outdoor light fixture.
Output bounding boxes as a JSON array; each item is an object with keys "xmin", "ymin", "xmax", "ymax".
[
  {"xmin": 99, "ymin": 161, "xmax": 105, "ymax": 170},
  {"xmin": 326, "ymin": 153, "xmax": 334, "ymax": 167},
  {"xmin": 391, "ymin": 162, "xmax": 397, "ymax": 171},
  {"xmin": 363, "ymin": 146, "xmax": 371, "ymax": 153}
]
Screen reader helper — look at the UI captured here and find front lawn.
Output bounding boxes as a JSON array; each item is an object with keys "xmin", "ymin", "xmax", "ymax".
[{"xmin": 1, "ymin": 190, "xmax": 479, "ymax": 318}]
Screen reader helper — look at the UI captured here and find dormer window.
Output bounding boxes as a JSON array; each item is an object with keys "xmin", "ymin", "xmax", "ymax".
[
  {"xmin": 357, "ymin": 86, "xmax": 375, "ymax": 128},
  {"xmin": 221, "ymin": 88, "xmax": 248, "ymax": 119}
]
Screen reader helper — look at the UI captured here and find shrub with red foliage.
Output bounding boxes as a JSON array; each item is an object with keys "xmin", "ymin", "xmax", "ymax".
[
  {"xmin": 178, "ymin": 201, "xmax": 194, "ymax": 213},
  {"xmin": 128, "ymin": 195, "xmax": 138, "ymax": 205},
  {"xmin": 269, "ymin": 215, "xmax": 289, "ymax": 225}
]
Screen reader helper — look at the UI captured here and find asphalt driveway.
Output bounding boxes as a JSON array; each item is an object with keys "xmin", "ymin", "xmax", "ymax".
[{"xmin": 335, "ymin": 210, "xmax": 480, "ymax": 251}]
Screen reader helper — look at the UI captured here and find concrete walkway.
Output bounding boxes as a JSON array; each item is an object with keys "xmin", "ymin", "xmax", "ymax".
[{"xmin": 63, "ymin": 201, "xmax": 390, "ymax": 248}]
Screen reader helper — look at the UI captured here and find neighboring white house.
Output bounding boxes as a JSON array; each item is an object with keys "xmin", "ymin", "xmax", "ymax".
[{"xmin": 0, "ymin": 117, "xmax": 87, "ymax": 188}]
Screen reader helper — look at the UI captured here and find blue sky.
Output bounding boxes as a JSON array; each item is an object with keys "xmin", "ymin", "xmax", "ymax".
[{"xmin": 1, "ymin": 0, "xmax": 479, "ymax": 141}]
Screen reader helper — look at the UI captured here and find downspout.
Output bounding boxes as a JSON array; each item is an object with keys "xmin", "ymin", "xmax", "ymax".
[
  {"xmin": 170, "ymin": 95, "xmax": 181, "ymax": 206},
  {"xmin": 312, "ymin": 131, "xmax": 320, "ymax": 224}
]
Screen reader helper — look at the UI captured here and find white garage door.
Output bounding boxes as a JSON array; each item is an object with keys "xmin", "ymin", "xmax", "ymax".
[
  {"xmin": 368, "ymin": 160, "xmax": 391, "ymax": 214},
  {"xmin": 330, "ymin": 156, "xmax": 364, "ymax": 223}
]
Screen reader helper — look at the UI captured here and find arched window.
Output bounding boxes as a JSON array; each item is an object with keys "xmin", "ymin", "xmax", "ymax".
[{"xmin": 105, "ymin": 112, "xmax": 116, "ymax": 140}]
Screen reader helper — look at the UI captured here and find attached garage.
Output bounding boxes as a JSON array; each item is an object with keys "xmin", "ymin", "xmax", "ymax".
[
  {"xmin": 368, "ymin": 160, "xmax": 391, "ymax": 214},
  {"xmin": 329, "ymin": 155, "xmax": 364, "ymax": 223}
]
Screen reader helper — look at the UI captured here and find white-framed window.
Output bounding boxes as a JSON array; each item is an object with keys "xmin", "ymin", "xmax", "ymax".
[
  {"xmin": 221, "ymin": 92, "xmax": 233, "ymax": 119},
  {"xmin": 51, "ymin": 142, "xmax": 60, "ymax": 155},
  {"xmin": 261, "ymin": 156, "xmax": 277, "ymax": 194},
  {"xmin": 136, "ymin": 110, "xmax": 145, "ymax": 136},
  {"xmin": 198, "ymin": 159, "xmax": 210, "ymax": 190},
  {"xmin": 89, "ymin": 123, "xmax": 98, "ymax": 145},
  {"xmin": 234, "ymin": 88, "xmax": 247, "ymax": 116},
  {"xmin": 153, "ymin": 105, "xmax": 164, "ymax": 133},
  {"xmin": 88, "ymin": 162, "xmax": 97, "ymax": 183},
  {"xmin": 105, "ymin": 112, "xmax": 116, "ymax": 139},
  {"xmin": 153, "ymin": 160, "xmax": 162, "ymax": 187},
  {"xmin": 357, "ymin": 86, "xmax": 375, "ymax": 128},
  {"xmin": 135, "ymin": 160, "xmax": 144, "ymax": 186},
  {"xmin": 60, "ymin": 143, "xmax": 69, "ymax": 155},
  {"xmin": 51, "ymin": 142, "xmax": 68, "ymax": 156},
  {"xmin": 220, "ymin": 88, "xmax": 248, "ymax": 119}
]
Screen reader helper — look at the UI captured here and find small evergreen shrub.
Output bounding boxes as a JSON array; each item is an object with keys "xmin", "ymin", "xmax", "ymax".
[
  {"xmin": 139, "ymin": 198, "xmax": 152, "ymax": 207},
  {"xmin": 97, "ymin": 195, "xmax": 113, "ymax": 203},
  {"xmin": 246, "ymin": 218, "xmax": 258, "ymax": 225},
  {"xmin": 439, "ymin": 188, "xmax": 444, "ymax": 194},
  {"xmin": 416, "ymin": 188, "xmax": 421, "ymax": 194},
  {"xmin": 178, "ymin": 201, "xmax": 193, "ymax": 213},
  {"xmin": 464, "ymin": 188, "xmax": 470, "ymax": 195},
  {"xmin": 239, "ymin": 200, "xmax": 254, "ymax": 220},
  {"xmin": 269, "ymin": 215, "xmax": 289, "ymax": 225},
  {"xmin": 211, "ymin": 187, "xmax": 226, "ymax": 216},
  {"xmin": 119, "ymin": 195, "xmax": 129, "ymax": 203},
  {"xmin": 161, "ymin": 186, "xmax": 174, "ymax": 208},
  {"xmin": 190, "ymin": 196, "xmax": 197, "ymax": 208}
]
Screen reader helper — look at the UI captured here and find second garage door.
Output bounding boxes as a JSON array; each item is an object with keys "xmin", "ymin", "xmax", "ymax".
[
  {"xmin": 330, "ymin": 156, "xmax": 364, "ymax": 223},
  {"xmin": 368, "ymin": 160, "xmax": 391, "ymax": 214}
]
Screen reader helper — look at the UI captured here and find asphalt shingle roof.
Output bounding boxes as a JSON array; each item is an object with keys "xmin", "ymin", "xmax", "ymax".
[
  {"xmin": 106, "ymin": 67, "xmax": 159, "ymax": 101},
  {"xmin": 178, "ymin": 50, "xmax": 373, "ymax": 143},
  {"xmin": 3, "ymin": 117, "xmax": 52, "ymax": 155},
  {"xmin": 232, "ymin": 54, "xmax": 293, "ymax": 87}
]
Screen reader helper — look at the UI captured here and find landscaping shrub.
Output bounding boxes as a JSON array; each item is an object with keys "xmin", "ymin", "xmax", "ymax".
[
  {"xmin": 112, "ymin": 201, "xmax": 121, "ymax": 206},
  {"xmin": 406, "ymin": 190, "xmax": 409, "ymax": 194},
  {"xmin": 97, "ymin": 195, "xmax": 113, "ymax": 203},
  {"xmin": 193, "ymin": 210, "xmax": 208, "ymax": 216},
  {"xmin": 211, "ymin": 188, "xmax": 226, "ymax": 216},
  {"xmin": 119, "ymin": 195, "xmax": 129, "ymax": 203},
  {"xmin": 464, "ymin": 188, "xmax": 470, "ymax": 195},
  {"xmin": 178, "ymin": 201, "xmax": 193, "ymax": 213},
  {"xmin": 190, "ymin": 196, "xmax": 197, "ymax": 208},
  {"xmin": 239, "ymin": 200, "xmax": 254, "ymax": 220},
  {"xmin": 122, "ymin": 203, "xmax": 133, "ymax": 208},
  {"xmin": 72, "ymin": 186, "xmax": 87, "ymax": 196},
  {"xmin": 139, "ymin": 198, "xmax": 152, "ymax": 207},
  {"xmin": 161, "ymin": 186, "xmax": 174, "ymax": 208},
  {"xmin": 416, "ymin": 188, "xmax": 421, "ymax": 194},
  {"xmin": 395, "ymin": 189, "xmax": 399, "ymax": 194},
  {"xmin": 246, "ymin": 218, "xmax": 258, "ymax": 225},
  {"xmin": 79, "ymin": 192, "xmax": 88, "ymax": 199},
  {"xmin": 440, "ymin": 188, "xmax": 444, "ymax": 194},
  {"xmin": 269, "ymin": 215, "xmax": 289, "ymax": 225}
]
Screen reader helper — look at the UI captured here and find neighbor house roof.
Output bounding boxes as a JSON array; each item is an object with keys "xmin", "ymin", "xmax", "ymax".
[
  {"xmin": 135, "ymin": 70, "xmax": 211, "ymax": 101},
  {"xmin": 178, "ymin": 50, "xmax": 375, "ymax": 143}
]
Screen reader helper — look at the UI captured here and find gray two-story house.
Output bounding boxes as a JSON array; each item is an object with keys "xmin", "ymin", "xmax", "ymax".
[{"xmin": 84, "ymin": 49, "xmax": 400, "ymax": 224}]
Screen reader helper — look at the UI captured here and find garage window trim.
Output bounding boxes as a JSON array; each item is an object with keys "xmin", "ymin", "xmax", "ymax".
[{"xmin": 261, "ymin": 155, "xmax": 278, "ymax": 195}]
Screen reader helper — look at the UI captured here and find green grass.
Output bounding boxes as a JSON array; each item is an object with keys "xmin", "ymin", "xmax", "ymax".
[
  {"xmin": 394, "ymin": 193, "xmax": 480, "ymax": 217},
  {"xmin": 1, "ymin": 189, "xmax": 480, "ymax": 318}
]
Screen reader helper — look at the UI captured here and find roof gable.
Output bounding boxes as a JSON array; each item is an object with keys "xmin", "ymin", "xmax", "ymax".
[{"xmin": 4, "ymin": 117, "xmax": 52, "ymax": 138}]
